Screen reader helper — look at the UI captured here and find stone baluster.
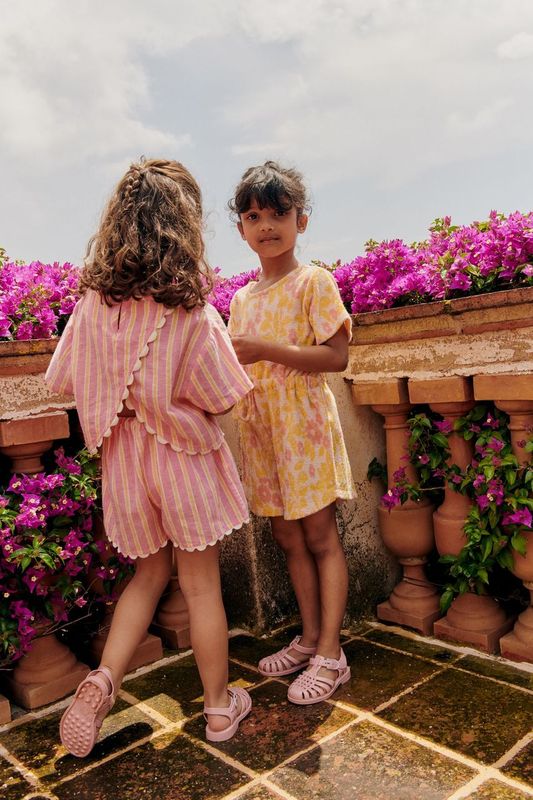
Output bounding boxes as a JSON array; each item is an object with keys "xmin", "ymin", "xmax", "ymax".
[
  {"xmin": 0, "ymin": 694, "xmax": 10, "ymax": 725},
  {"xmin": 475, "ymin": 375, "xmax": 533, "ymax": 663},
  {"xmin": 409, "ymin": 377, "xmax": 513, "ymax": 652},
  {"xmin": 151, "ymin": 552, "xmax": 191, "ymax": 649},
  {"xmin": 352, "ymin": 379, "xmax": 440, "ymax": 634}
]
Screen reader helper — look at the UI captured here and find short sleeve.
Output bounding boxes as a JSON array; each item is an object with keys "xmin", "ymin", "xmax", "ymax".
[
  {"xmin": 181, "ymin": 304, "xmax": 252, "ymax": 414},
  {"xmin": 44, "ymin": 313, "xmax": 75, "ymax": 396},
  {"xmin": 306, "ymin": 268, "xmax": 352, "ymax": 344}
]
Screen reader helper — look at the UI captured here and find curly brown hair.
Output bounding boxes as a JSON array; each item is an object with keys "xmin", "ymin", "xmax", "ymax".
[
  {"xmin": 79, "ymin": 159, "xmax": 213, "ymax": 309},
  {"xmin": 228, "ymin": 160, "xmax": 310, "ymax": 219}
]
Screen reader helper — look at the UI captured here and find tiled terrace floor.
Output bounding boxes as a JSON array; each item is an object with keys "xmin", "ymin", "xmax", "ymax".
[{"xmin": 0, "ymin": 621, "xmax": 532, "ymax": 800}]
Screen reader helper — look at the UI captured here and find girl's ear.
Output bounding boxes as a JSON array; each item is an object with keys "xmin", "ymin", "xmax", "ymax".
[
  {"xmin": 237, "ymin": 221, "xmax": 246, "ymax": 240},
  {"xmin": 297, "ymin": 213, "xmax": 309, "ymax": 234}
]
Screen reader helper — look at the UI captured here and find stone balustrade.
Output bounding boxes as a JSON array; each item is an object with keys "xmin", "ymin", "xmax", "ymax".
[{"xmin": 347, "ymin": 287, "xmax": 533, "ymax": 660}]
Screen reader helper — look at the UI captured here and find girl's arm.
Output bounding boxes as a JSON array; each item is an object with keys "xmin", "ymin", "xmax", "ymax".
[{"xmin": 231, "ymin": 326, "xmax": 349, "ymax": 372}]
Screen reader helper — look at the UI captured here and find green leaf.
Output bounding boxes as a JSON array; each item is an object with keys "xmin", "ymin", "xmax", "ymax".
[
  {"xmin": 477, "ymin": 567, "xmax": 489, "ymax": 584},
  {"xmin": 497, "ymin": 548, "xmax": 514, "ymax": 570},
  {"xmin": 511, "ymin": 532, "xmax": 528, "ymax": 556}
]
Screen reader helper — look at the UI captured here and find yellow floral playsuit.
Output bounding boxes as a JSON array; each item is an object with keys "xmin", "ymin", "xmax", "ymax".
[{"xmin": 228, "ymin": 264, "xmax": 355, "ymax": 520}]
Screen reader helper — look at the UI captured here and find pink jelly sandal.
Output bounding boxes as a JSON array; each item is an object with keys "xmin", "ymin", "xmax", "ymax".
[
  {"xmin": 204, "ymin": 687, "xmax": 252, "ymax": 742},
  {"xmin": 287, "ymin": 649, "xmax": 351, "ymax": 705},
  {"xmin": 60, "ymin": 666, "xmax": 115, "ymax": 757},
  {"xmin": 258, "ymin": 635, "xmax": 317, "ymax": 677}
]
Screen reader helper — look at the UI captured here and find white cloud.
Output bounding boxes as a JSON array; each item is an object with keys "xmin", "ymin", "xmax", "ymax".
[
  {"xmin": 0, "ymin": 0, "xmax": 230, "ymax": 167},
  {"xmin": 2, "ymin": 0, "xmax": 533, "ymax": 270},
  {"xmin": 497, "ymin": 31, "xmax": 533, "ymax": 60}
]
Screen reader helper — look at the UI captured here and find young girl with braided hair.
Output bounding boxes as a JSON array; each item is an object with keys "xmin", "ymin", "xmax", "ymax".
[
  {"xmin": 46, "ymin": 159, "xmax": 253, "ymax": 756},
  {"xmin": 228, "ymin": 161, "xmax": 354, "ymax": 705}
]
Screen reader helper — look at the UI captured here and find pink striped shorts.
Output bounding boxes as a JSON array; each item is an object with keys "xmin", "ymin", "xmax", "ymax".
[{"xmin": 101, "ymin": 418, "xmax": 249, "ymax": 558}]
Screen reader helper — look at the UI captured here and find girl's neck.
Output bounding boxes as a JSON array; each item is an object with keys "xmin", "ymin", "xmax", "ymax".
[{"xmin": 258, "ymin": 252, "xmax": 300, "ymax": 282}]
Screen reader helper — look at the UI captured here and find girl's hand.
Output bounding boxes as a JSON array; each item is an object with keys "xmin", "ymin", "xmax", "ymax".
[{"xmin": 230, "ymin": 335, "xmax": 268, "ymax": 364}]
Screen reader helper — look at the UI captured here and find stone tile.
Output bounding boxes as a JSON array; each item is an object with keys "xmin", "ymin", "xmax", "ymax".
[
  {"xmin": 363, "ymin": 628, "xmax": 460, "ymax": 663},
  {"xmin": 379, "ymin": 668, "xmax": 533, "ymax": 764},
  {"xmin": 0, "ymin": 755, "xmax": 35, "ymax": 800},
  {"xmin": 183, "ymin": 679, "xmax": 355, "ymax": 773},
  {"xmin": 229, "ymin": 632, "xmax": 294, "ymax": 669},
  {"xmin": 455, "ymin": 655, "xmax": 533, "ymax": 690},
  {"xmin": 269, "ymin": 720, "xmax": 474, "ymax": 800},
  {"xmin": 464, "ymin": 779, "xmax": 533, "ymax": 799},
  {"xmin": 53, "ymin": 730, "xmax": 249, "ymax": 800},
  {"xmin": 124, "ymin": 654, "xmax": 258, "ymax": 722},
  {"xmin": 0, "ymin": 698, "xmax": 161, "ymax": 785},
  {"xmin": 238, "ymin": 786, "xmax": 287, "ymax": 799},
  {"xmin": 340, "ymin": 639, "xmax": 442, "ymax": 710},
  {"xmin": 501, "ymin": 740, "xmax": 533, "ymax": 787}
]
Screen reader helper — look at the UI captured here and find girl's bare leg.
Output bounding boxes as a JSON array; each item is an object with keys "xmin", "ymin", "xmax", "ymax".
[
  {"xmin": 176, "ymin": 542, "xmax": 240, "ymax": 733},
  {"xmin": 100, "ymin": 543, "xmax": 173, "ymax": 689},
  {"xmin": 301, "ymin": 503, "xmax": 348, "ymax": 677},
  {"xmin": 271, "ymin": 516, "xmax": 321, "ymax": 657}
]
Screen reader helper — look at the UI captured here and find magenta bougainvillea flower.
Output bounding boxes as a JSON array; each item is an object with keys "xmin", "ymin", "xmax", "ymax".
[{"xmin": 0, "ymin": 260, "xmax": 80, "ymax": 341}]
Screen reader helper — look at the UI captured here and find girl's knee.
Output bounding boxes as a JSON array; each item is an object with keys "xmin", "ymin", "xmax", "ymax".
[
  {"xmin": 179, "ymin": 572, "xmax": 220, "ymax": 603},
  {"xmin": 302, "ymin": 510, "xmax": 340, "ymax": 558},
  {"xmin": 271, "ymin": 518, "xmax": 305, "ymax": 553},
  {"xmin": 133, "ymin": 545, "xmax": 173, "ymax": 591}
]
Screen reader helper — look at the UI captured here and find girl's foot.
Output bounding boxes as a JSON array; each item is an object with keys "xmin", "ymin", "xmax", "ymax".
[
  {"xmin": 60, "ymin": 667, "xmax": 115, "ymax": 757},
  {"xmin": 287, "ymin": 649, "xmax": 351, "ymax": 705},
  {"xmin": 204, "ymin": 687, "xmax": 252, "ymax": 742},
  {"xmin": 258, "ymin": 635, "xmax": 317, "ymax": 676}
]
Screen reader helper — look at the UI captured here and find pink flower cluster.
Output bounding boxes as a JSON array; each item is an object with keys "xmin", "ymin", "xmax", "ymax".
[
  {"xmin": 209, "ymin": 267, "xmax": 260, "ymax": 321},
  {"xmin": 332, "ymin": 211, "xmax": 533, "ymax": 313},
  {"xmin": 0, "ymin": 260, "xmax": 80, "ymax": 340}
]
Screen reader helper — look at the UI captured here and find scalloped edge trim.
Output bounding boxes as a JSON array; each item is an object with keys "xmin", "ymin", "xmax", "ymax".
[
  {"xmin": 87, "ymin": 306, "xmax": 226, "ymax": 457},
  {"xmin": 107, "ymin": 518, "xmax": 249, "ymax": 560},
  {"xmin": 93, "ymin": 309, "xmax": 170, "ymax": 452}
]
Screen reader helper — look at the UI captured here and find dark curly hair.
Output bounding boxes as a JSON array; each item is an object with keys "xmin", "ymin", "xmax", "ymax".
[
  {"xmin": 79, "ymin": 158, "xmax": 213, "ymax": 309},
  {"xmin": 228, "ymin": 160, "xmax": 310, "ymax": 219}
]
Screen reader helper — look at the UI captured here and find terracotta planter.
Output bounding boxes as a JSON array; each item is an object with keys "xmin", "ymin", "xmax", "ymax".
[{"xmin": 6, "ymin": 624, "xmax": 90, "ymax": 710}]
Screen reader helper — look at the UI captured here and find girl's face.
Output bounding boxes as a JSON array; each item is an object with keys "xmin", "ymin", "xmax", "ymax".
[{"xmin": 237, "ymin": 199, "xmax": 308, "ymax": 260}]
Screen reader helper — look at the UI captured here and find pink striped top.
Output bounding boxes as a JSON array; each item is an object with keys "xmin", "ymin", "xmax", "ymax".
[{"xmin": 45, "ymin": 290, "xmax": 253, "ymax": 454}]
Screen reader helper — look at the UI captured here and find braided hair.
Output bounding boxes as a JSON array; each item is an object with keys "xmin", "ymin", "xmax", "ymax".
[{"xmin": 79, "ymin": 158, "xmax": 213, "ymax": 309}]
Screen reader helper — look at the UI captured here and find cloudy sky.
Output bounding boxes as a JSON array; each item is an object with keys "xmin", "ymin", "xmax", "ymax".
[{"xmin": 2, "ymin": 0, "xmax": 533, "ymax": 276}]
